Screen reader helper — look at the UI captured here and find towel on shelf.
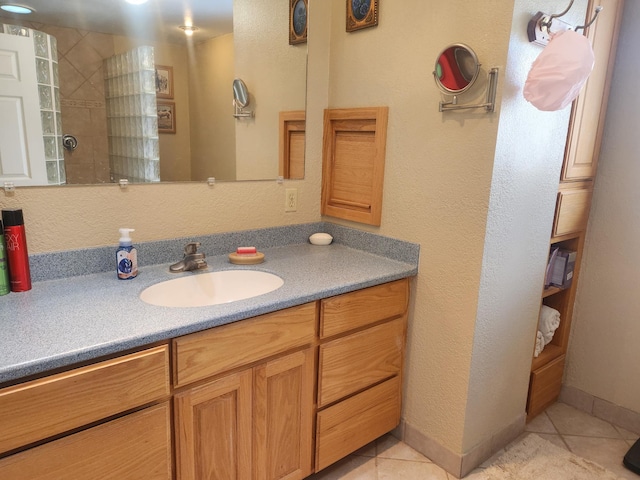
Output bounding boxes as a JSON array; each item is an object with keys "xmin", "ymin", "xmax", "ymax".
[
  {"xmin": 534, "ymin": 330, "xmax": 545, "ymax": 357},
  {"xmin": 539, "ymin": 305, "xmax": 561, "ymax": 345}
]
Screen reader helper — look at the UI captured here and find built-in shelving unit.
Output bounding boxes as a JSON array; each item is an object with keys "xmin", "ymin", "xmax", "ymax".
[{"xmin": 526, "ymin": 0, "xmax": 624, "ymax": 421}]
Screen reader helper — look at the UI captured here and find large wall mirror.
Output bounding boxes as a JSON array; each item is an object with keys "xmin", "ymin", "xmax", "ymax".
[{"xmin": 0, "ymin": 0, "xmax": 307, "ymax": 186}]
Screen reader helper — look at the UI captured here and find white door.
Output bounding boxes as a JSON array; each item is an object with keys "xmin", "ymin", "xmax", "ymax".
[{"xmin": 0, "ymin": 33, "xmax": 48, "ymax": 186}]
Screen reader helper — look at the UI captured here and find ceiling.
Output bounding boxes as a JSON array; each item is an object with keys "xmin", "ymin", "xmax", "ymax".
[{"xmin": 0, "ymin": 0, "xmax": 234, "ymax": 44}]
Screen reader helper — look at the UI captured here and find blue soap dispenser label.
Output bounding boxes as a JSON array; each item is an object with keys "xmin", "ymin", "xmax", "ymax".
[
  {"xmin": 117, "ymin": 247, "xmax": 138, "ymax": 279},
  {"xmin": 116, "ymin": 228, "xmax": 138, "ymax": 280}
]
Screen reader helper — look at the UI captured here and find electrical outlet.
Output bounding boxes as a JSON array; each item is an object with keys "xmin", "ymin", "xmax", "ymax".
[{"xmin": 285, "ymin": 188, "xmax": 297, "ymax": 212}]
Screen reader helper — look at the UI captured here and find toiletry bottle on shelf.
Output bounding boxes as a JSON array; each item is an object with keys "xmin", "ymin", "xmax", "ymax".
[
  {"xmin": 0, "ymin": 219, "xmax": 10, "ymax": 296},
  {"xmin": 2, "ymin": 209, "xmax": 31, "ymax": 292},
  {"xmin": 116, "ymin": 228, "xmax": 138, "ymax": 280}
]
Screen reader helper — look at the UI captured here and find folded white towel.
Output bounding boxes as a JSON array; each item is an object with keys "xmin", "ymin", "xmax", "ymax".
[
  {"xmin": 538, "ymin": 305, "xmax": 561, "ymax": 345},
  {"xmin": 534, "ymin": 330, "xmax": 545, "ymax": 357}
]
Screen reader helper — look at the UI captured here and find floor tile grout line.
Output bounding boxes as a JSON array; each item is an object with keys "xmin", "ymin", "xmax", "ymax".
[
  {"xmin": 543, "ymin": 411, "xmax": 574, "ymax": 452},
  {"xmin": 614, "ymin": 424, "xmax": 640, "ymax": 441},
  {"xmin": 561, "ymin": 433, "xmax": 629, "ymax": 440}
]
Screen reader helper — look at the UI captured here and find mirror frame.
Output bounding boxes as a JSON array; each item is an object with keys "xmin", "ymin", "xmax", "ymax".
[
  {"xmin": 433, "ymin": 43, "xmax": 480, "ymax": 95},
  {"xmin": 232, "ymin": 78, "xmax": 250, "ymax": 108}
]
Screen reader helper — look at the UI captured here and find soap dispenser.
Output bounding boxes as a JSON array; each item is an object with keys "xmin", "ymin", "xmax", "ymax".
[{"xmin": 116, "ymin": 228, "xmax": 138, "ymax": 280}]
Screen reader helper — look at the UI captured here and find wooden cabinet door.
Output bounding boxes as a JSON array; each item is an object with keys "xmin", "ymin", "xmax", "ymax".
[
  {"xmin": 174, "ymin": 370, "xmax": 253, "ymax": 480},
  {"xmin": 562, "ymin": 0, "xmax": 624, "ymax": 181},
  {"xmin": 254, "ymin": 349, "xmax": 314, "ymax": 480}
]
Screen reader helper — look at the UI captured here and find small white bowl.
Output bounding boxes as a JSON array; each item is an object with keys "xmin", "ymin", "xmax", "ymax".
[{"xmin": 309, "ymin": 233, "xmax": 333, "ymax": 246}]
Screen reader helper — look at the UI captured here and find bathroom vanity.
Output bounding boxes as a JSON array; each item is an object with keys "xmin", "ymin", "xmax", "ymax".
[{"xmin": 0, "ymin": 228, "xmax": 418, "ymax": 479}]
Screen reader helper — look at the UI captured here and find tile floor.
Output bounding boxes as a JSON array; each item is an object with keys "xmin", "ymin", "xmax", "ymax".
[{"xmin": 307, "ymin": 402, "xmax": 640, "ymax": 479}]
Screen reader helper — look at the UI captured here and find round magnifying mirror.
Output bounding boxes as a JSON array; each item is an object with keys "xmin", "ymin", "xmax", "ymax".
[
  {"xmin": 434, "ymin": 44, "xmax": 480, "ymax": 95},
  {"xmin": 233, "ymin": 78, "xmax": 250, "ymax": 108}
]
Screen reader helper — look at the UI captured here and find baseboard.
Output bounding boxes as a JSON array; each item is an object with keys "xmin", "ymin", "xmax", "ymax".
[
  {"xmin": 400, "ymin": 413, "xmax": 526, "ymax": 478},
  {"xmin": 560, "ymin": 384, "xmax": 640, "ymax": 436},
  {"xmin": 402, "ymin": 420, "xmax": 463, "ymax": 477}
]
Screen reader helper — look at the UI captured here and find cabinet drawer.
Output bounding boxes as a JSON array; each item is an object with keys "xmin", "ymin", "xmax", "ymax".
[
  {"xmin": 320, "ymin": 279, "xmax": 409, "ymax": 338},
  {"xmin": 315, "ymin": 376, "xmax": 401, "ymax": 471},
  {"xmin": 552, "ymin": 187, "xmax": 592, "ymax": 238},
  {"xmin": 0, "ymin": 344, "xmax": 170, "ymax": 456},
  {"xmin": 318, "ymin": 316, "xmax": 405, "ymax": 407},
  {"xmin": 0, "ymin": 402, "xmax": 172, "ymax": 480},
  {"xmin": 173, "ymin": 302, "xmax": 316, "ymax": 387},
  {"xmin": 527, "ymin": 355, "xmax": 565, "ymax": 418}
]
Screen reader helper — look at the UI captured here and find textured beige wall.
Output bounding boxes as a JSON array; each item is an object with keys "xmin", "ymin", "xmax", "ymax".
[
  {"xmin": 233, "ymin": 0, "xmax": 307, "ymax": 180},
  {"xmin": 189, "ymin": 34, "xmax": 236, "ymax": 181},
  {"xmin": 324, "ymin": 0, "xmax": 512, "ymax": 453},
  {"xmin": 463, "ymin": 0, "xmax": 587, "ymax": 453},
  {"xmin": 322, "ymin": 0, "xmax": 591, "ymax": 457},
  {"xmin": 567, "ymin": 1, "xmax": 640, "ymax": 414}
]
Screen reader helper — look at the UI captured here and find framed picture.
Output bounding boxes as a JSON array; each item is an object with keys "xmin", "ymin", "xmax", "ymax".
[
  {"xmin": 155, "ymin": 65, "xmax": 174, "ymax": 99},
  {"xmin": 289, "ymin": 0, "xmax": 308, "ymax": 45},
  {"xmin": 157, "ymin": 101, "xmax": 176, "ymax": 134},
  {"xmin": 347, "ymin": 0, "xmax": 379, "ymax": 32}
]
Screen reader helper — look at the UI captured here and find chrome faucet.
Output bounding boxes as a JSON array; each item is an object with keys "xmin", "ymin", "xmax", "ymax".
[{"xmin": 170, "ymin": 242, "xmax": 208, "ymax": 272}]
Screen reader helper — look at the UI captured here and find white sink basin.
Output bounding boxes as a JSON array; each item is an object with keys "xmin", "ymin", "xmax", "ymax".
[{"xmin": 140, "ymin": 270, "xmax": 284, "ymax": 307}]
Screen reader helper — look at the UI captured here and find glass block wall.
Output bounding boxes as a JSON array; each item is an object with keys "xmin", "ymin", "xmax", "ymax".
[
  {"xmin": 1, "ymin": 24, "xmax": 65, "ymax": 185},
  {"xmin": 104, "ymin": 46, "xmax": 159, "ymax": 183}
]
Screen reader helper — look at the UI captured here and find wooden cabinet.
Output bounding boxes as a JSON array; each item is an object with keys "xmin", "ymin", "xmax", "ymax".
[
  {"xmin": 316, "ymin": 376, "xmax": 401, "ymax": 471},
  {"xmin": 0, "ymin": 346, "xmax": 172, "ymax": 479},
  {"xmin": 528, "ymin": 355, "xmax": 566, "ymax": 419},
  {"xmin": 527, "ymin": 0, "xmax": 624, "ymax": 420},
  {"xmin": 0, "ymin": 344, "xmax": 170, "ymax": 456},
  {"xmin": 315, "ymin": 279, "xmax": 409, "ymax": 471},
  {"xmin": 254, "ymin": 350, "xmax": 314, "ymax": 480},
  {"xmin": 562, "ymin": 0, "xmax": 624, "ymax": 181},
  {"xmin": 321, "ymin": 107, "xmax": 389, "ymax": 226},
  {"xmin": 0, "ymin": 402, "xmax": 173, "ymax": 480},
  {"xmin": 0, "ymin": 279, "xmax": 411, "ymax": 479},
  {"xmin": 173, "ymin": 281, "xmax": 410, "ymax": 478},
  {"xmin": 552, "ymin": 183, "xmax": 593, "ymax": 239},
  {"xmin": 174, "ymin": 369, "xmax": 253, "ymax": 480},
  {"xmin": 173, "ymin": 303, "xmax": 316, "ymax": 388},
  {"xmin": 173, "ymin": 304, "xmax": 316, "ymax": 480},
  {"xmin": 319, "ymin": 279, "xmax": 409, "ymax": 338},
  {"xmin": 318, "ymin": 317, "xmax": 405, "ymax": 408}
]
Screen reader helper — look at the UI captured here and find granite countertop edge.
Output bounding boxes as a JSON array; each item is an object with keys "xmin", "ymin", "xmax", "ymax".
[{"xmin": 0, "ymin": 225, "xmax": 419, "ymax": 385}]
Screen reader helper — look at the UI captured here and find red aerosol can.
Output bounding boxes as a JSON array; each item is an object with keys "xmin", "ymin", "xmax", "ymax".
[{"xmin": 2, "ymin": 209, "xmax": 31, "ymax": 292}]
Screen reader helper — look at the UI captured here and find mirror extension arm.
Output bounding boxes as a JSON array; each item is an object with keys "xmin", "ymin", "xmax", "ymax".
[{"xmin": 438, "ymin": 68, "xmax": 499, "ymax": 113}]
